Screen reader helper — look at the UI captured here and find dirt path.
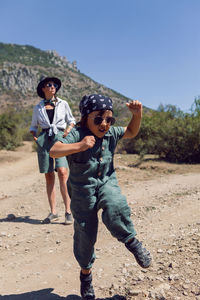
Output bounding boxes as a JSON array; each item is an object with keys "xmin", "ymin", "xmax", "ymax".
[{"xmin": 0, "ymin": 142, "xmax": 199, "ymax": 300}]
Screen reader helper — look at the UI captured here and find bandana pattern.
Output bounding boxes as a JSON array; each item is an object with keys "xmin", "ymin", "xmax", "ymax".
[
  {"xmin": 44, "ymin": 99, "xmax": 55, "ymax": 107},
  {"xmin": 79, "ymin": 94, "xmax": 113, "ymax": 116}
]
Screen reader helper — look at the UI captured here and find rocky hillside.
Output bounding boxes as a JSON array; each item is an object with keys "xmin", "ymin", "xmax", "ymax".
[{"xmin": 0, "ymin": 42, "xmax": 136, "ymax": 120}]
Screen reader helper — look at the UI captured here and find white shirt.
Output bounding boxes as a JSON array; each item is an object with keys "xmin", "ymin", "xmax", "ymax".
[{"xmin": 30, "ymin": 97, "xmax": 76, "ymax": 136}]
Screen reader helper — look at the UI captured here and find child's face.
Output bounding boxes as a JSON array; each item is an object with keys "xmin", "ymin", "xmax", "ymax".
[{"xmin": 86, "ymin": 110, "xmax": 113, "ymax": 138}]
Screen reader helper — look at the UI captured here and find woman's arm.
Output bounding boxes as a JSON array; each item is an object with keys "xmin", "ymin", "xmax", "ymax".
[
  {"xmin": 123, "ymin": 100, "xmax": 142, "ymax": 139},
  {"xmin": 63, "ymin": 122, "xmax": 75, "ymax": 137},
  {"xmin": 29, "ymin": 106, "xmax": 39, "ymax": 141},
  {"xmin": 30, "ymin": 130, "xmax": 38, "ymax": 141},
  {"xmin": 50, "ymin": 136, "xmax": 96, "ymax": 158}
]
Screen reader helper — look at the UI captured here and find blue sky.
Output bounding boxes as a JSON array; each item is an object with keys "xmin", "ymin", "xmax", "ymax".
[{"xmin": 1, "ymin": 0, "xmax": 200, "ymax": 111}]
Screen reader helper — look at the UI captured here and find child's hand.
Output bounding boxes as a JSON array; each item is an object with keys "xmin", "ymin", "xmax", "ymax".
[
  {"xmin": 80, "ymin": 136, "xmax": 96, "ymax": 151},
  {"xmin": 126, "ymin": 100, "xmax": 142, "ymax": 116}
]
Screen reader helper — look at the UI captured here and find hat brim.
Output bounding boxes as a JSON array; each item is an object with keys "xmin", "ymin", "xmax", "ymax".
[{"xmin": 37, "ymin": 77, "xmax": 61, "ymax": 98}]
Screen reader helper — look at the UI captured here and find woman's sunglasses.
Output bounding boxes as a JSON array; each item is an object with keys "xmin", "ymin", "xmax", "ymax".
[
  {"xmin": 46, "ymin": 83, "xmax": 58, "ymax": 88},
  {"xmin": 89, "ymin": 116, "xmax": 115, "ymax": 125}
]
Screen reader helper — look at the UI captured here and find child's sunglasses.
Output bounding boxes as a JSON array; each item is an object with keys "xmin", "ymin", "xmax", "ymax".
[
  {"xmin": 89, "ymin": 116, "xmax": 116, "ymax": 125},
  {"xmin": 46, "ymin": 83, "xmax": 58, "ymax": 88}
]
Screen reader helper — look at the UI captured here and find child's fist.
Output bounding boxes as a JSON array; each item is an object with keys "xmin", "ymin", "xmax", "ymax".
[
  {"xmin": 126, "ymin": 100, "xmax": 142, "ymax": 116},
  {"xmin": 80, "ymin": 135, "xmax": 96, "ymax": 151}
]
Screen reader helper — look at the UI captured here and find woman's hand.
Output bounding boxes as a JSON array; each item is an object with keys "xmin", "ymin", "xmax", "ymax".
[
  {"xmin": 63, "ymin": 125, "xmax": 74, "ymax": 138},
  {"xmin": 30, "ymin": 131, "xmax": 38, "ymax": 141},
  {"xmin": 63, "ymin": 129, "xmax": 70, "ymax": 138}
]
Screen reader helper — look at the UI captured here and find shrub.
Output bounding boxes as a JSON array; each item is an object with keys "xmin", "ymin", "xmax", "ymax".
[
  {"xmin": 121, "ymin": 101, "xmax": 200, "ymax": 163},
  {"xmin": 0, "ymin": 110, "xmax": 23, "ymax": 150}
]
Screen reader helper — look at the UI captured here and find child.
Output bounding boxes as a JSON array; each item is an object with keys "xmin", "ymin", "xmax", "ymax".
[{"xmin": 50, "ymin": 94, "xmax": 152, "ymax": 300}]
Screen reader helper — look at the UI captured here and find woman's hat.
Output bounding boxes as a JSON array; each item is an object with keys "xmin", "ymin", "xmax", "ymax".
[{"xmin": 37, "ymin": 76, "xmax": 61, "ymax": 98}]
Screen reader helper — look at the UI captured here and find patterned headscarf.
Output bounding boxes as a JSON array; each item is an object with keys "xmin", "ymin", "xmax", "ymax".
[{"xmin": 79, "ymin": 94, "xmax": 113, "ymax": 117}]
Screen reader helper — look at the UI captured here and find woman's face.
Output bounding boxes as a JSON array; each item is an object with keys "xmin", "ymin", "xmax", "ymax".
[
  {"xmin": 42, "ymin": 81, "xmax": 57, "ymax": 99},
  {"xmin": 86, "ymin": 110, "xmax": 113, "ymax": 138}
]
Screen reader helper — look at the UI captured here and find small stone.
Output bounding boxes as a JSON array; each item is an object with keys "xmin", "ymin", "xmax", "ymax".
[
  {"xmin": 157, "ymin": 249, "xmax": 163, "ymax": 253},
  {"xmin": 182, "ymin": 284, "xmax": 189, "ymax": 290},
  {"xmin": 7, "ymin": 214, "xmax": 16, "ymax": 220},
  {"xmin": 183, "ymin": 291, "xmax": 188, "ymax": 296},
  {"xmin": 110, "ymin": 283, "xmax": 119, "ymax": 290},
  {"xmin": 141, "ymin": 269, "xmax": 148, "ymax": 273},
  {"xmin": 0, "ymin": 232, "xmax": 7, "ymax": 237},
  {"xmin": 129, "ymin": 289, "xmax": 141, "ymax": 296}
]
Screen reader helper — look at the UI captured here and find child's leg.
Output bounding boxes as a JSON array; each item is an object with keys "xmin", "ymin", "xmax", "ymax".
[
  {"xmin": 73, "ymin": 212, "xmax": 98, "ymax": 270},
  {"xmin": 97, "ymin": 179, "xmax": 152, "ymax": 268},
  {"xmin": 72, "ymin": 212, "xmax": 97, "ymax": 300},
  {"xmin": 97, "ymin": 179, "xmax": 136, "ymax": 243}
]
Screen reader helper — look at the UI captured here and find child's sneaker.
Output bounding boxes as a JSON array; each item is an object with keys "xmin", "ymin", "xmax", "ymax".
[
  {"xmin": 80, "ymin": 272, "xmax": 95, "ymax": 300},
  {"xmin": 125, "ymin": 238, "xmax": 152, "ymax": 268}
]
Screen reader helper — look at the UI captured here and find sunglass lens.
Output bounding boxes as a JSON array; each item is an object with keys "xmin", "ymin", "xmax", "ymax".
[
  {"xmin": 109, "ymin": 117, "xmax": 115, "ymax": 125},
  {"xmin": 93, "ymin": 116, "xmax": 115, "ymax": 125},
  {"xmin": 94, "ymin": 116, "xmax": 103, "ymax": 125},
  {"xmin": 46, "ymin": 83, "xmax": 58, "ymax": 88}
]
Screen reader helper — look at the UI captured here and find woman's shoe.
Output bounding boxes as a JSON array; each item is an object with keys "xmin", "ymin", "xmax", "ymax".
[
  {"xmin": 64, "ymin": 212, "xmax": 73, "ymax": 225},
  {"xmin": 42, "ymin": 213, "xmax": 59, "ymax": 224}
]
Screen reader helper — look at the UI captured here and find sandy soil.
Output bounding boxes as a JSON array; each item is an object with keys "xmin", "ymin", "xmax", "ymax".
[{"xmin": 0, "ymin": 142, "xmax": 199, "ymax": 300}]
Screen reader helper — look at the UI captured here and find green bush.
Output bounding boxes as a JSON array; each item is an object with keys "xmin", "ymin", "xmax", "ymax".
[
  {"xmin": 121, "ymin": 100, "xmax": 200, "ymax": 163},
  {"xmin": 0, "ymin": 110, "xmax": 23, "ymax": 150}
]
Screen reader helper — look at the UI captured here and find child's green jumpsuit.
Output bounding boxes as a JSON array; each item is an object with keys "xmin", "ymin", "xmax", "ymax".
[{"xmin": 58, "ymin": 126, "xmax": 137, "ymax": 269}]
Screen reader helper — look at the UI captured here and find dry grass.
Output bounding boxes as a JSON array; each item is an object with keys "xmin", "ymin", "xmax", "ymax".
[{"xmin": 114, "ymin": 153, "xmax": 200, "ymax": 183}]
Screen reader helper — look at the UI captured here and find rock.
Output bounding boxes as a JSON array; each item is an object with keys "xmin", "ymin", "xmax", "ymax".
[
  {"xmin": 7, "ymin": 214, "xmax": 16, "ymax": 220},
  {"xmin": 0, "ymin": 232, "xmax": 7, "ymax": 237},
  {"xmin": 183, "ymin": 290, "xmax": 188, "ymax": 296},
  {"xmin": 128, "ymin": 289, "xmax": 141, "ymax": 296},
  {"xmin": 157, "ymin": 249, "xmax": 163, "ymax": 253}
]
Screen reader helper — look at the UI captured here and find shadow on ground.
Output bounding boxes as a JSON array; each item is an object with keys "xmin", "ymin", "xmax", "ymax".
[
  {"xmin": 0, "ymin": 289, "xmax": 126, "ymax": 300},
  {"xmin": 0, "ymin": 214, "xmax": 67, "ymax": 225},
  {"xmin": 0, "ymin": 215, "xmax": 41, "ymax": 225},
  {"xmin": 0, "ymin": 289, "xmax": 80, "ymax": 300}
]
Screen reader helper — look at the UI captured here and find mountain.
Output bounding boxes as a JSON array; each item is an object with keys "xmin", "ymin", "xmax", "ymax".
[{"xmin": 0, "ymin": 42, "xmax": 147, "ymax": 121}]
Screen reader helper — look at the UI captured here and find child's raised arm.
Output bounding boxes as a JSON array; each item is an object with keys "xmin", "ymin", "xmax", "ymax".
[
  {"xmin": 50, "ymin": 136, "xmax": 96, "ymax": 158},
  {"xmin": 122, "ymin": 100, "xmax": 142, "ymax": 139}
]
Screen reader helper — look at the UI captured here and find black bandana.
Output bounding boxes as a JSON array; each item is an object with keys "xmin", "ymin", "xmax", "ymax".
[{"xmin": 79, "ymin": 94, "xmax": 113, "ymax": 117}]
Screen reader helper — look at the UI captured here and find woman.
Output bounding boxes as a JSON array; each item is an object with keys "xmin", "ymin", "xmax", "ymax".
[{"xmin": 30, "ymin": 76, "xmax": 76, "ymax": 224}]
